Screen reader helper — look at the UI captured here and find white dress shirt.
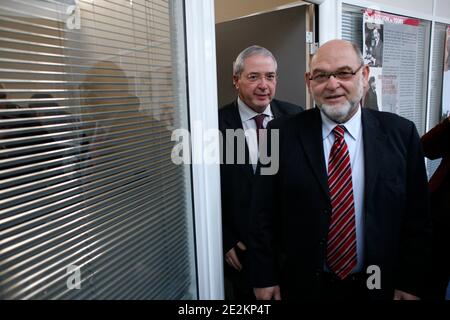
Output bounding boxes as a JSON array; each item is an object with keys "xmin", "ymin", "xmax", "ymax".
[
  {"xmin": 321, "ymin": 106, "xmax": 365, "ymax": 273},
  {"xmin": 237, "ymin": 97, "xmax": 274, "ymax": 172}
]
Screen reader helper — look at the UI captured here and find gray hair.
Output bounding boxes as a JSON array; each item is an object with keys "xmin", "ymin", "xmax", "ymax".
[{"xmin": 233, "ymin": 45, "xmax": 277, "ymax": 77}]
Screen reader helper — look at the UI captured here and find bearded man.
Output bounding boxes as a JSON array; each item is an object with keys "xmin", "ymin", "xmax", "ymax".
[{"xmin": 249, "ymin": 39, "xmax": 431, "ymax": 301}]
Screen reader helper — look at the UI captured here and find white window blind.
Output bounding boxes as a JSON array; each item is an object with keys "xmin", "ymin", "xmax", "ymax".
[
  {"xmin": 341, "ymin": 6, "xmax": 362, "ymax": 47},
  {"xmin": 0, "ymin": 0, "xmax": 196, "ymax": 299},
  {"xmin": 341, "ymin": 4, "xmax": 430, "ymax": 136}
]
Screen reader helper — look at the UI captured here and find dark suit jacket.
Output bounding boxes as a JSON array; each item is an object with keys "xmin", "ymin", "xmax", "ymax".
[
  {"xmin": 219, "ymin": 99, "xmax": 303, "ymax": 254},
  {"xmin": 250, "ymin": 107, "xmax": 431, "ymax": 300}
]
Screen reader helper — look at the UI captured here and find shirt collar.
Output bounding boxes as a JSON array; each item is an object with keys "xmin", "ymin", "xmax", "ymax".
[
  {"xmin": 321, "ymin": 105, "xmax": 362, "ymax": 141},
  {"xmin": 237, "ymin": 96, "xmax": 273, "ymax": 122}
]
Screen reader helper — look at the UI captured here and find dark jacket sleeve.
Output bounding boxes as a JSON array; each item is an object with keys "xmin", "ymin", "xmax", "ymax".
[
  {"xmin": 421, "ymin": 117, "xmax": 450, "ymax": 160},
  {"xmin": 220, "ymin": 162, "xmax": 240, "ymax": 253},
  {"xmin": 395, "ymin": 121, "xmax": 432, "ymax": 297},
  {"xmin": 219, "ymin": 106, "xmax": 240, "ymax": 254},
  {"xmin": 249, "ymin": 121, "xmax": 282, "ymax": 288}
]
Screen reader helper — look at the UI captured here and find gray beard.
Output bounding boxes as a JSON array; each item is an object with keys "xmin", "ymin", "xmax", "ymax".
[
  {"xmin": 320, "ymin": 100, "xmax": 355, "ymax": 123},
  {"xmin": 317, "ymin": 78, "xmax": 364, "ymax": 123}
]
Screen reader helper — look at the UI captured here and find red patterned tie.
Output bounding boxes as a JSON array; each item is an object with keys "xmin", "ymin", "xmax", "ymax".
[
  {"xmin": 326, "ymin": 125, "xmax": 357, "ymax": 280},
  {"xmin": 253, "ymin": 114, "xmax": 266, "ymax": 144}
]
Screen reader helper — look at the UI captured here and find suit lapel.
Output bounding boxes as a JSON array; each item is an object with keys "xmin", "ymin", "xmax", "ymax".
[
  {"xmin": 270, "ymin": 100, "xmax": 283, "ymax": 118},
  {"xmin": 362, "ymin": 109, "xmax": 387, "ymax": 201},
  {"xmin": 224, "ymin": 101, "xmax": 254, "ymax": 179},
  {"xmin": 297, "ymin": 108, "xmax": 329, "ymax": 198},
  {"xmin": 222, "ymin": 100, "xmax": 244, "ymax": 130}
]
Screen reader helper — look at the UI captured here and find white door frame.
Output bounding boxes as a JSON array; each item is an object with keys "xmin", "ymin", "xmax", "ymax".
[{"xmin": 184, "ymin": 0, "xmax": 224, "ymax": 300}]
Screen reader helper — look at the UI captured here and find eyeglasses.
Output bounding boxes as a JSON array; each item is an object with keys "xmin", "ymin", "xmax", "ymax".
[
  {"xmin": 309, "ymin": 65, "xmax": 364, "ymax": 83},
  {"xmin": 244, "ymin": 73, "xmax": 277, "ymax": 83}
]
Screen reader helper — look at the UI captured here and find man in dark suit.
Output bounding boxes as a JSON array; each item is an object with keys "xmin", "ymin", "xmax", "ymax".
[
  {"xmin": 366, "ymin": 27, "xmax": 383, "ymax": 67},
  {"xmin": 250, "ymin": 40, "xmax": 431, "ymax": 300},
  {"xmin": 219, "ymin": 45, "xmax": 302, "ymax": 299},
  {"xmin": 363, "ymin": 76, "xmax": 379, "ymax": 111},
  {"xmin": 421, "ymin": 116, "xmax": 450, "ymax": 300}
]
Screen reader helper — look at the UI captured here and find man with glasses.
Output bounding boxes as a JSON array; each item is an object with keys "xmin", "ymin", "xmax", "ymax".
[
  {"xmin": 219, "ymin": 45, "xmax": 303, "ymax": 299},
  {"xmin": 249, "ymin": 40, "xmax": 431, "ymax": 300}
]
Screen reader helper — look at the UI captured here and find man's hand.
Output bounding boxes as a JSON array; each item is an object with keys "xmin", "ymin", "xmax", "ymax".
[
  {"xmin": 254, "ymin": 286, "xmax": 281, "ymax": 300},
  {"xmin": 225, "ymin": 242, "xmax": 247, "ymax": 271},
  {"xmin": 393, "ymin": 289, "xmax": 420, "ymax": 300}
]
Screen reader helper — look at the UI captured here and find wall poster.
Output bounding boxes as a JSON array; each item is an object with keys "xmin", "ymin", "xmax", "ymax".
[
  {"xmin": 362, "ymin": 9, "xmax": 420, "ymax": 115},
  {"xmin": 442, "ymin": 26, "xmax": 450, "ymax": 120}
]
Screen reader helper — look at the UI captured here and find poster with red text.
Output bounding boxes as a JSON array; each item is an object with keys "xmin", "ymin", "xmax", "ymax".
[{"xmin": 362, "ymin": 9, "xmax": 420, "ymax": 115}]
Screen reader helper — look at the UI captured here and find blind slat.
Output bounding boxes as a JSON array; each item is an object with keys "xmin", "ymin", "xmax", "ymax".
[{"xmin": 0, "ymin": 0, "xmax": 195, "ymax": 300}]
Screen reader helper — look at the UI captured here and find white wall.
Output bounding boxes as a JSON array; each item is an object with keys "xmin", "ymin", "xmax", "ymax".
[
  {"xmin": 366, "ymin": 0, "xmax": 433, "ymax": 16},
  {"xmin": 367, "ymin": 0, "xmax": 450, "ymax": 19},
  {"xmin": 435, "ymin": 0, "xmax": 450, "ymax": 20}
]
